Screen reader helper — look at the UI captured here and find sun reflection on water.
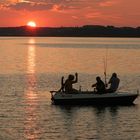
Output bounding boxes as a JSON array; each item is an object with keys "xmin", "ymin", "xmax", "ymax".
[
  {"xmin": 24, "ymin": 38, "xmax": 41, "ymax": 139},
  {"xmin": 26, "ymin": 38, "xmax": 37, "ymax": 100},
  {"xmin": 27, "ymin": 38, "xmax": 36, "ymax": 74}
]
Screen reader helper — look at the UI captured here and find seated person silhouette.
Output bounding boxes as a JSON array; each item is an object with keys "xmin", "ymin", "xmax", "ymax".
[
  {"xmin": 106, "ymin": 73, "xmax": 120, "ymax": 93},
  {"xmin": 92, "ymin": 76, "xmax": 105, "ymax": 94},
  {"xmin": 60, "ymin": 73, "xmax": 78, "ymax": 94}
]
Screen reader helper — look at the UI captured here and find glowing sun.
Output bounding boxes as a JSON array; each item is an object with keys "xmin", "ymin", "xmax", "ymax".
[{"xmin": 27, "ymin": 21, "xmax": 36, "ymax": 27}]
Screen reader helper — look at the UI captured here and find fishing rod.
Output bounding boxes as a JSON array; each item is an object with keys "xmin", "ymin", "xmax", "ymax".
[
  {"xmin": 104, "ymin": 57, "xmax": 107, "ymax": 86},
  {"xmin": 103, "ymin": 48, "xmax": 108, "ymax": 87}
]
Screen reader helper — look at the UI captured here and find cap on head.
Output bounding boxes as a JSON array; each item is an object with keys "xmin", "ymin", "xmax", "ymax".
[
  {"xmin": 68, "ymin": 74, "xmax": 74, "ymax": 80},
  {"xmin": 112, "ymin": 73, "xmax": 117, "ymax": 77},
  {"xmin": 96, "ymin": 76, "xmax": 101, "ymax": 81}
]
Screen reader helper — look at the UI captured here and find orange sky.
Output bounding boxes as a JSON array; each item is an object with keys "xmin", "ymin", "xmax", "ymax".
[{"xmin": 0, "ymin": 0, "xmax": 140, "ymax": 27}]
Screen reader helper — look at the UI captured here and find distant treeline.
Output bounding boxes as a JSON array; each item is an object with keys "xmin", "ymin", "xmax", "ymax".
[{"xmin": 0, "ymin": 25, "xmax": 140, "ymax": 37}]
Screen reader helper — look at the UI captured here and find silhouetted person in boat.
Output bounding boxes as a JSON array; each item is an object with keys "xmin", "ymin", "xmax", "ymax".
[
  {"xmin": 106, "ymin": 73, "xmax": 120, "ymax": 93},
  {"xmin": 60, "ymin": 73, "xmax": 78, "ymax": 94},
  {"xmin": 92, "ymin": 76, "xmax": 105, "ymax": 94}
]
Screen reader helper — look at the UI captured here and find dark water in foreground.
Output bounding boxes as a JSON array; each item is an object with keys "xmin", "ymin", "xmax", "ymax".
[
  {"xmin": 0, "ymin": 74, "xmax": 140, "ymax": 140},
  {"xmin": 0, "ymin": 37, "xmax": 140, "ymax": 140}
]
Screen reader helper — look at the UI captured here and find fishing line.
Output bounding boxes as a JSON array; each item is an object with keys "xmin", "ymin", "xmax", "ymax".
[{"xmin": 103, "ymin": 47, "xmax": 108, "ymax": 86}]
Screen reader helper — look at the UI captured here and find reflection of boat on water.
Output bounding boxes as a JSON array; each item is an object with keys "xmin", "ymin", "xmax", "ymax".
[{"xmin": 50, "ymin": 91, "xmax": 139, "ymax": 105}]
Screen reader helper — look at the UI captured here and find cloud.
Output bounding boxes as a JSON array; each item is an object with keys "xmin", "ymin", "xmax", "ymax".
[
  {"xmin": 1, "ymin": 0, "xmax": 112, "ymax": 11},
  {"xmin": 86, "ymin": 12, "xmax": 102, "ymax": 19},
  {"xmin": 3, "ymin": 0, "xmax": 75, "ymax": 11},
  {"xmin": 4, "ymin": 1, "xmax": 53, "ymax": 11},
  {"xmin": 99, "ymin": 0, "xmax": 117, "ymax": 7},
  {"xmin": 72, "ymin": 16, "xmax": 79, "ymax": 19},
  {"xmin": 0, "ymin": 0, "xmax": 17, "ymax": 4}
]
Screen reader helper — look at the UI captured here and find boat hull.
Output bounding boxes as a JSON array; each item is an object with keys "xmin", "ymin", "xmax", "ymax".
[{"xmin": 51, "ymin": 92, "xmax": 139, "ymax": 105}]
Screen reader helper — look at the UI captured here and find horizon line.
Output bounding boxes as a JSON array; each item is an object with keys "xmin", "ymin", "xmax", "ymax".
[{"xmin": 0, "ymin": 25, "xmax": 140, "ymax": 28}]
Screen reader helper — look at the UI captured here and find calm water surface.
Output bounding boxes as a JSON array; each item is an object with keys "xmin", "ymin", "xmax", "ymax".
[{"xmin": 0, "ymin": 37, "xmax": 140, "ymax": 140}]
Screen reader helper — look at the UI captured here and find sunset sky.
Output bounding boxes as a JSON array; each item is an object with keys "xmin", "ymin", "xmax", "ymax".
[{"xmin": 0, "ymin": 0, "xmax": 140, "ymax": 27}]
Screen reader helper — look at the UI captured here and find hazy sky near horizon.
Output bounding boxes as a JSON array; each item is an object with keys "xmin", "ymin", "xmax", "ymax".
[{"xmin": 0, "ymin": 0, "xmax": 140, "ymax": 27}]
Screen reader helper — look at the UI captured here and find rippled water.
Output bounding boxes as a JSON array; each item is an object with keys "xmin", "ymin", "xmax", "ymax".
[{"xmin": 0, "ymin": 37, "xmax": 140, "ymax": 140}]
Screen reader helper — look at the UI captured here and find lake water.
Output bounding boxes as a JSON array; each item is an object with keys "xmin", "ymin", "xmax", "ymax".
[{"xmin": 0, "ymin": 37, "xmax": 140, "ymax": 140}]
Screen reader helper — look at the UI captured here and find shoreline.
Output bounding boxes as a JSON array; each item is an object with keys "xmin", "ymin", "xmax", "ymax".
[{"xmin": 0, "ymin": 25, "xmax": 140, "ymax": 37}]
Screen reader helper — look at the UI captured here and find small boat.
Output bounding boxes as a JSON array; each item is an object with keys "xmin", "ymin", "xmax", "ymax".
[{"xmin": 50, "ymin": 91, "xmax": 139, "ymax": 105}]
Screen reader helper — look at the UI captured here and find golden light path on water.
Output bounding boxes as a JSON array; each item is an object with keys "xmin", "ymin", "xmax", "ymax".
[
  {"xmin": 24, "ymin": 38, "xmax": 41, "ymax": 139},
  {"xmin": 27, "ymin": 38, "xmax": 36, "ymax": 74}
]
